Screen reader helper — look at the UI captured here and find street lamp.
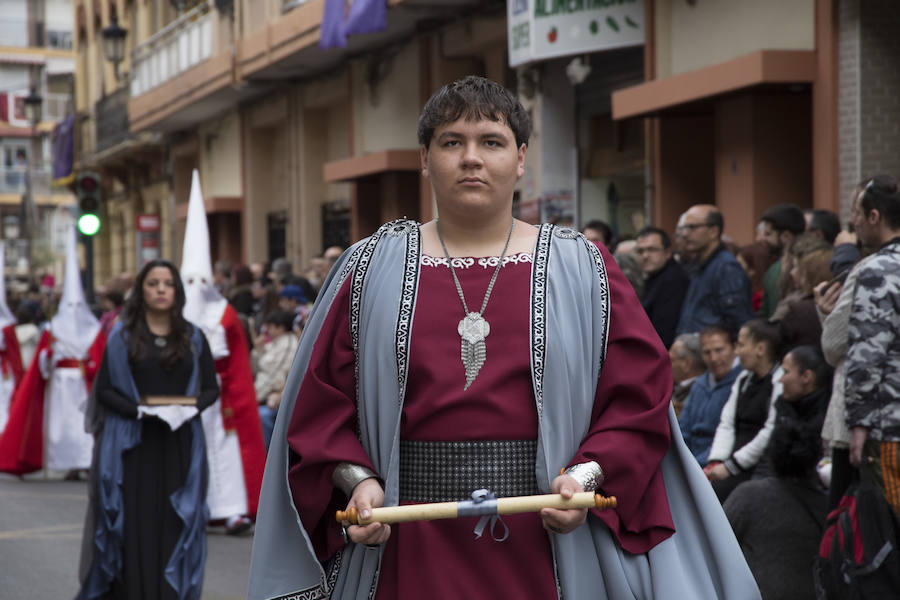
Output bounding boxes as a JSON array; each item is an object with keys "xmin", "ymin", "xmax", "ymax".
[
  {"xmin": 101, "ymin": 15, "xmax": 128, "ymax": 82},
  {"xmin": 23, "ymin": 87, "xmax": 42, "ymax": 124}
]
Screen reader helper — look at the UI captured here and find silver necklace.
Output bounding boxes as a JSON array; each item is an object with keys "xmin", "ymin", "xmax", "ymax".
[
  {"xmin": 154, "ymin": 335, "xmax": 167, "ymax": 348},
  {"xmin": 436, "ymin": 218, "xmax": 515, "ymax": 390}
]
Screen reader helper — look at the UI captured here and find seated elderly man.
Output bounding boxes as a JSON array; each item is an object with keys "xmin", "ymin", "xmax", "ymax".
[
  {"xmin": 669, "ymin": 333, "xmax": 705, "ymax": 418},
  {"xmin": 678, "ymin": 324, "xmax": 742, "ymax": 465}
]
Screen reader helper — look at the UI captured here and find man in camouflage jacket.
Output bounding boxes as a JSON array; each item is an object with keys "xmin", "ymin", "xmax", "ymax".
[{"xmin": 845, "ymin": 174, "xmax": 900, "ymax": 513}]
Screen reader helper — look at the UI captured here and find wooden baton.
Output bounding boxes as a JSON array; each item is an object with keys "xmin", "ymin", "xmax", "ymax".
[{"xmin": 335, "ymin": 492, "xmax": 617, "ymax": 526}]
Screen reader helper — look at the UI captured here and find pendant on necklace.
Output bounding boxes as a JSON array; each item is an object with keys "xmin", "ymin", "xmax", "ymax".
[
  {"xmin": 154, "ymin": 336, "xmax": 167, "ymax": 348},
  {"xmin": 458, "ymin": 312, "xmax": 490, "ymax": 390}
]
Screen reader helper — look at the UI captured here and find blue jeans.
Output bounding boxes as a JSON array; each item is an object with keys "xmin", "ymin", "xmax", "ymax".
[{"xmin": 259, "ymin": 405, "xmax": 277, "ymax": 450}]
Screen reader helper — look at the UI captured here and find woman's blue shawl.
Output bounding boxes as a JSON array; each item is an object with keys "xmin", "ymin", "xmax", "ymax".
[{"xmin": 76, "ymin": 321, "xmax": 209, "ymax": 600}]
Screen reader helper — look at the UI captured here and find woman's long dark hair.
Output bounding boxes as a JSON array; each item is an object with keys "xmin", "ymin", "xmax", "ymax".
[{"xmin": 121, "ymin": 259, "xmax": 192, "ymax": 370}]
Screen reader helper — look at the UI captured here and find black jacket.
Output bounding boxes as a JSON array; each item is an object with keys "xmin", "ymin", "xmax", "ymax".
[{"xmin": 641, "ymin": 258, "xmax": 690, "ymax": 347}]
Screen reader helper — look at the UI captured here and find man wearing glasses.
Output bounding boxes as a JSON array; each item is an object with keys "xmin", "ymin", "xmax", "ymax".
[
  {"xmin": 675, "ymin": 205, "xmax": 753, "ymax": 335},
  {"xmin": 636, "ymin": 226, "xmax": 689, "ymax": 347}
]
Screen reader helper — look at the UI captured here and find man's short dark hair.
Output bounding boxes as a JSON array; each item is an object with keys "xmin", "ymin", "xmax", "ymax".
[
  {"xmin": 636, "ymin": 226, "xmax": 671, "ymax": 249},
  {"xmin": 699, "ymin": 323, "xmax": 736, "ymax": 345},
  {"xmin": 860, "ymin": 175, "xmax": 900, "ymax": 230},
  {"xmin": 582, "ymin": 220, "xmax": 613, "ymax": 243},
  {"xmin": 760, "ymin": 204, "xmax": 806, "ymax": 235},
  {"xmin": 417, "ymin": 76, "xmax": 531, "ymax": 149},
  {"xmin": 807, "ymin": 209, "xmax": 841, "ymax": 244}
]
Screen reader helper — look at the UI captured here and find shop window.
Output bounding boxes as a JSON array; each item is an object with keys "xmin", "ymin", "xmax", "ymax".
[
  {"xmin": 267, "ymin": 211, "xmax": 286, "ymax": 263},
  {"xmin": 47, "ymin": 30, "xmax": 74, "ymax": 49},
  {"xmin": 322, "ymin": 201, "xmax": 350, "ymax": 252}
]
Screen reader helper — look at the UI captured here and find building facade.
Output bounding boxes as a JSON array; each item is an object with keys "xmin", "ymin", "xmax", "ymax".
[
  {"xmin": 73, "ymin": 0, "xmax": 900, "ymax": 285},
  {"xmin": 76, "ymin": 0, "xmax": 513, "ymax": 285},
  {"xmin": 612, "ymin": 0, "xmax": 900, "ymax": 244},
  {"xmin": 1, "ymin": 0, "xmax": 77, "ymax": 280}
]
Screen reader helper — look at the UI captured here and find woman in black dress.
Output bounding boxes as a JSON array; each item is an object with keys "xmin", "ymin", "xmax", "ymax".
[{"xmin": 76, "ymin": 260, "xmax": 219, "ymax": 600}]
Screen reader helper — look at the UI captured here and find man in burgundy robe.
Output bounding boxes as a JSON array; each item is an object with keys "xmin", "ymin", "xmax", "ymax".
[{"xmin": 248, "ymin": 77, "xmax": 757, "ymax": 600}]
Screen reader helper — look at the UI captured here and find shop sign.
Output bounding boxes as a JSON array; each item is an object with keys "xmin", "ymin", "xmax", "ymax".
[
  {"xmin": 508, "ymin": 0, "xmax": 644, "ymax": 67},
  {"xmin": 136, "ymin": 213, "xmax": 161, "ymax": 232},
  {"xmin": 135, "ymin": 213, "xmax": 161, "ymax": 269}
]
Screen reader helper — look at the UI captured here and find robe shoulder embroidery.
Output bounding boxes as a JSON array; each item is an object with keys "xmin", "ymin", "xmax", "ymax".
[
  {"xmin": 581, "ymin": 236, "xmax": 611, "ymax": 374},
  {"xmin": 553, "ymin": 227, "xmax": 580, "ymax": 239},
  {"xmin": 530, "ymin": 224, "xmax": 553, "ymax": 416},
  {"xmin": 385, "ymin": 221, "xmax": 417, "ymax": 237}
]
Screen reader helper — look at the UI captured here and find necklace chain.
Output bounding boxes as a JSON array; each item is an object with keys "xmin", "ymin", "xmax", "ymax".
[{"xmin": 436, "ymin": 218, "xmax": 515, "ymax": 317}]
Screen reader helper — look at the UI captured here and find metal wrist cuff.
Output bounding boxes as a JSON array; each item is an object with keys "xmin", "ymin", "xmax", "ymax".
[
  {"xmin": 332, "ymin": 463, "xmax": 378, "ymax": 497},
  {"xmin": 724, "ymin": 458, "xmax": 742, "ymax": 476},
  {"xmin": 563, "ymin": 461, "xmax": 604, "ymax": 492}
]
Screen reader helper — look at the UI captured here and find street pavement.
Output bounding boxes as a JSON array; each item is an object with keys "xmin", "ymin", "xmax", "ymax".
[{"xmin": 0, "ymin": 473, "xmax": 253, "ymax": 599}]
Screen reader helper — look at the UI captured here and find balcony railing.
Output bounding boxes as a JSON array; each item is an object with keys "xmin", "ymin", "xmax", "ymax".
[
  {"xmin": 0, "ymin": 163, "xmax": 64, "ymax": 196},
  {"xmin": 95, "ymin": 87, "xmax": 130, "ymax": 152},
  {"xmin": 131, "ymin": 1, "xmax": 215, "ymax": 97},
  {"xmin": 0, "ymin": 19, "xmax": 74, "ymax": 49}
]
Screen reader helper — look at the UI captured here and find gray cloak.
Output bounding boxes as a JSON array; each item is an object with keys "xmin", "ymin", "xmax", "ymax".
[{"xmin": 248, "ymin": 220, "xmax": 760, "ymax": 600}]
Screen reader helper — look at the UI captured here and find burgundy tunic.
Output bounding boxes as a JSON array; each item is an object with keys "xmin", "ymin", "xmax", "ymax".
[{"xmin": 287, "ymin": 249, "xmax": 674, "ymax": 599}]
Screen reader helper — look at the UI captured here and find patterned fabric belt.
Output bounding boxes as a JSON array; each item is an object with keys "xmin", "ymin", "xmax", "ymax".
[{"xmin": 399, "ymin": 439, "xmax": 540, "ymax": 503}]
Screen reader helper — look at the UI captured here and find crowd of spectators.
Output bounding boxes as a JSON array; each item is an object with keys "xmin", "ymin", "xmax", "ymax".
[
  {"xmin": 585, "ymin": 175, "xmax": 900, "ymax": 599},
  {"xmin": 211, "ymin": 247, "xmax": 345, "ymax": 449},
  {"xmin": 7, "ymin": 182, "xmax": 900, "ymax": 597},
  {"xmin": 2, "ymin": 246, "xmax": 345, "ymax": 458}
]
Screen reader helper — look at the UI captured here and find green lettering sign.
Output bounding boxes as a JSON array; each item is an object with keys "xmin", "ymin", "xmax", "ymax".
[{"xmin": 535, "ymin": 0, "xmax": 635, "ymax": 18}]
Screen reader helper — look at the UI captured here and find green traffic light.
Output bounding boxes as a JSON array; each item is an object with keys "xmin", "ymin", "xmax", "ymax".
[{"xmin": 78, "ymin": 213, "xmax": 101, "ymax": 236}]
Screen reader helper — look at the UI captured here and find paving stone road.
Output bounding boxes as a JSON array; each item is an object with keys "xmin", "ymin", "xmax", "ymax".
[{"xmin": 0, "ymin": 473, "xmax": 253, "ymax": 599}]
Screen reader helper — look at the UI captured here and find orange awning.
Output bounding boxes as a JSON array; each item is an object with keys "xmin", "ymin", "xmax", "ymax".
[{"xmin": 612, "ymin": 50, "xmax": 817, "ymax": 120}]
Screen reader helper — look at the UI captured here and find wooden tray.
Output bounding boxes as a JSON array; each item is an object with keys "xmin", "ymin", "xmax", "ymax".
[{"xmin": 142, "ymin": 396, "xmax": 197, "ymax": 406}]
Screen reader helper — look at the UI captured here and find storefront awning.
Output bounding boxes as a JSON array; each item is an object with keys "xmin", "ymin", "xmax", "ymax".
[
  {"xmin": 175, "ymin": 196, "xmax": 243, "ymax": 220},
  {"xmin": 0, "ymin": 52, "xmax": 46, "ymax": 66},
  {"xmin": 323, "ymin": 149, "xmax": 420, "ymax": 182},
  {"xmin": 612, "ymin": 50, "xmax": 816, "ymax": 120}
]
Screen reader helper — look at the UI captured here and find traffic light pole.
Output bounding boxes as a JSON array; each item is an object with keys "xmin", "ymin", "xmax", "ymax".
[{"xmin": 81, "ymin": 232, "xmax": 95, "ymax": 305}]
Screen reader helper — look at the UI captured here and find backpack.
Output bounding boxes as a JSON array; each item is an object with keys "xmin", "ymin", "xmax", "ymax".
[{"xmin": 813, "ymin": 473, "xmax": 900, "ymax": 599}]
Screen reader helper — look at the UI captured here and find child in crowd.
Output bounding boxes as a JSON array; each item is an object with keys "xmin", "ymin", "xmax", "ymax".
[{"xmin": 253, "ymin": 310, "xmax": 299, "ymax": 448}]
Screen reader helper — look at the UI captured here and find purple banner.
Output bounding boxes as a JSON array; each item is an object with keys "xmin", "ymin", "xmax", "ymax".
[
  {"xmin": 52, "ymin": 114, "xmax": 74, "ymax": 184},
  {"xmin": 319, "ymin": 0, "xmax": 387, "ymax": 50}
]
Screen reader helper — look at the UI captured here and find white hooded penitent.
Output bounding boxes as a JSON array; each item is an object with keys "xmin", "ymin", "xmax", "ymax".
[
  {"xmin": 50, "ymin": 225, "xmax": 100, "ymax": 358},
  {"xmin": 181, "ymin": 169, "xmax": 228, "ymax": 334}
]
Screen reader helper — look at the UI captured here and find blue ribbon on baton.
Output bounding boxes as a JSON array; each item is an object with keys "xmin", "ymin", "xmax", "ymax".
[{"xmin": 457, "ymin": 489, "xmax": 509, "ymax": 542}]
